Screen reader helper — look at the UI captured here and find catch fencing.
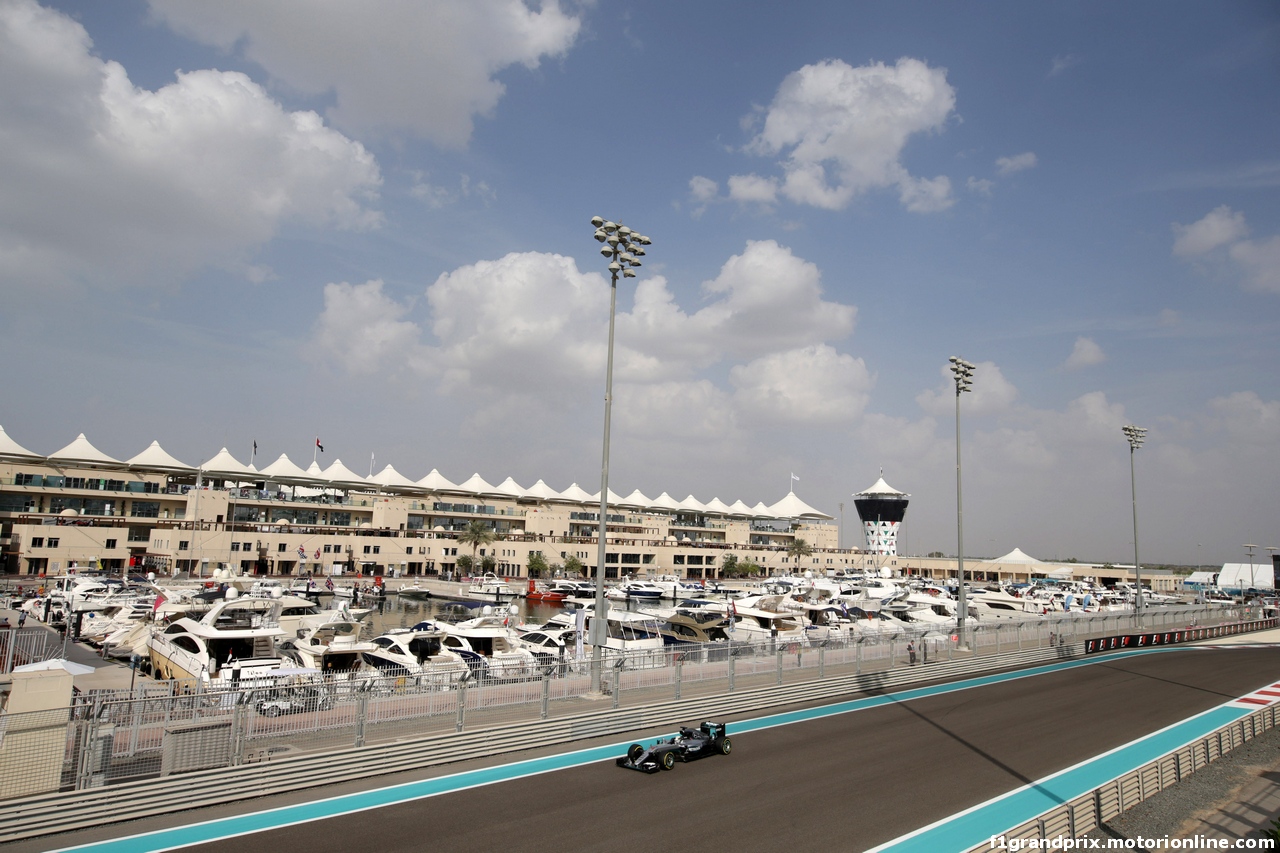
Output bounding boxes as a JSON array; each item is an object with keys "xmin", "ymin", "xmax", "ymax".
[
  {"xmin": 0, "ymin": 603, "xmax": 1243, "ymax": 800},
  {"xmin": 0, "ymin": 627, "xmax": 61, "ymax": 674}
]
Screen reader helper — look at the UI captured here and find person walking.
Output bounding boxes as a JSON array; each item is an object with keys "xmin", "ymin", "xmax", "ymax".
[{"xmin": 907, "ymin": 640, "xmax": 917, "ymax": 666}]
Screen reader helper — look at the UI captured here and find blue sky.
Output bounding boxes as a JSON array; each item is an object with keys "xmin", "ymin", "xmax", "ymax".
[{"xmin": 2, "ymin": 0, "xmax": 1277, "ymax": 566}]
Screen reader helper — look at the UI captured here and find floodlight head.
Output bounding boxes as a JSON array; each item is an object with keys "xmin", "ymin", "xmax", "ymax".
[
  {"xmin": 602, "ymin": 221, "xmax": 617, "ymax": 233},
  {"xmin": 608, "ymin": 261, "xmax": 621, "ymax": 272},
  {"xmin": 622, "ymin": 269, "xmax": 637, "ymax": 278},
  {"xmin": 637, "ymin": 235, "xmax": 652, "ymax": 245},
  {"xmin": 617, "ymin": 225, "xmax": 632, "ymax": 237},
  {"xmin": 600, "ymin": 245, "xmax": 614, "ymax": 258},
  {"xmin": 590, "ymin": 215, "xmax": 604, "ymax": 227},
  {"xmin": 594, "ymin": 230, "xmax": 607, "ymax": 243}
]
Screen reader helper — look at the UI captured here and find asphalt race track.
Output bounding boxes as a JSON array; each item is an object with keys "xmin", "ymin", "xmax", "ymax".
[{"xmin": 40, "ymin": 646, "xmax": 1280, "ymax": 853}]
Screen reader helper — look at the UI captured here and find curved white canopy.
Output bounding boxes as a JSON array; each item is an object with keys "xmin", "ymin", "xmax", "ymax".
[
  {"xmin": 649, "ymin": 492, "xmax": 682, "ymax": 511},
  {"xmin": 993, "ymin": 547, "xmax": 1042, "ymax": 564},
  {"xmin": 455, "ymin": 473, "xmax": 497, "ymax": 495},
  {"xmin": 0, "ymin": 425, "xmax": 41, "ymax": 460},
  {"xmin": 491, "ymin": 476, "xmax": 526, "ymax": 498},
  {"xmin": 321, "ymin": 459, "xmax": 370, "ymax": 488},
  {"xmin": 556, "ymin": 483, "xmax": 593, "ymax": 503},
  {"xmin": 702, "ymin": 497, "xmax": 732, "ymax": 515},
  {"xmin": 751, "ymin": 502, "xmax": 773, "ymax": 517},
  {"xmin": 369, "ymin": 464, "xmax": 420, "ymax": 489},
  {"xmin": 854, "ymin": 476, "xmax": 909, "ymax": 498},
  {"xmin": 522, "ymin": 479, "xmax": 561, "ymax": 500},
  {"xmin": 677, "ymin": 494, "xmax": 707, "ymax": 513},
  {"xmin": 200, "ymin": 447, "xmax": 255, "ymax": 478},
  {"xmin": 258, "ymin": 453, "xmax": 313, "ymax": 482},
  {"xmin": 49, "ymin": 434, "xmax": 122, "ymax": 467},
  {"xmin": 589, "ymin": 488, "xmax": 625, "ymax": 505},
  {"xmin": 126, "ymin": 440, "xmax": 194, "ymax": 473},
  {"xmin": 727, "ymin": 499, "xmax": 755, "ymax": 516},
  {"xmin": 766, "ymin": 491, "xmax": 833, "ymax": 520},
  {"xmin": 417, "ymin": 469, "xmax": 458, "ymax": 492},
  {"xmin": 619, "ymin": 489, "xmax": 652, "ymax": 508}
]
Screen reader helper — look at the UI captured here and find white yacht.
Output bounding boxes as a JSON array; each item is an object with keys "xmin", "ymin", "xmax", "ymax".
[
  {"xmin": 605, "ymin": 580, "xmax": 664, "ymax": 602},
  {"xmin": 437, "ymin": 614, "xmax": 539, "ymax": 679},
  {"xmin": 464, "ymin": 573, "xmax": 518, "ymax": 603},
  {"xmin": 147, "ymin": 596, "xmax": 286, "ymax": 684},
  {"xmin": 277, "ymin": 610, "xmax": 376, "ymax": 675},
  {"xmin": 364, "ymin": 625, "xmax": 467, "ymax": 683}
]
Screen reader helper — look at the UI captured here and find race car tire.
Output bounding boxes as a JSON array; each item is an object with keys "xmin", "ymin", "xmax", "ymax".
[
  {"xmin": 661, "ymin": 751, "xmax": 676, "ymax": 771},
  {"xmin": 627, "ymin": 743, "xmax": 644, "ymax": 762},
  {"xmin": 717, "ymin": 737, "xmax": 732, "ymax": 755}
]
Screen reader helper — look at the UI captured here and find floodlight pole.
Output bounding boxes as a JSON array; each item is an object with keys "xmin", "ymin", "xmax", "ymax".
[
  {"xmin": 588, "ymin": 217, "xmax": 649, "ymax": 694},
  {"xmin": 949, "ymin": 357, "xmax": 975, "ymax": 649},
  {"xmin": 1122, "ymin": 424, "xmax": 1147, "ymax": 624}
]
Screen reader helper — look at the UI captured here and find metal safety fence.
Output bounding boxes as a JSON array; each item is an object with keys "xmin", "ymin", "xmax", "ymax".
[{"xmin": 0, "ymin": 603, "xmax": 1248, "ymax": 799}]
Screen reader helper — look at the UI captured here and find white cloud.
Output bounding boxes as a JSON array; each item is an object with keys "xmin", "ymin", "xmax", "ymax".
[
  {"xmin": 689, "ymin": 176, "xmax": 719, "ymax": 203},
  {"xmin": 916, "ymin": 361, "xmax": 1019, "ymax": 417},
  {"xmin": 1050, "ymin": 55, "xmax": 1082, "ymax": 77},
  {"xmin": 0, "ymin": 0, "xmax": 382, "ymax": 289},
  {"xmin": 147, "ymin": 0, "xmax": 582, "ymax": 147},
  {"xmin": 1209, "ymin": 391, "xmax": 1280, "ymax": 444},
  {"xmin": 614, "ymin": 380, "xmax": 735, "ymax": 443},
  {"xmin": 1229, "ymin": 235, "xmax": 1280, "ymax": 293},
  {"xmin": 732, "ymin": 58, "xmax": 956, "ymax": 212},
  {"xmin": 967, "ymin": 176, "xmax": 994, "ymax": 196},
  {"xmin": 410, "ymin": 171, "xmax": 495, "ymax": 208},
  {"xmin": 730, "ymin": 345, "xmax": 873, "ymax": 425},
  {"xmin": 1063, "ymin": 336, "xmax": 1106, "ymax": 370},
  {"xmin": 995, "ymin": 152, "xmax": 1038, "ymax": 175},
  {"xmin": 1172, "ymin": 205, "xmax": 1249, "ymax": 256},
  {"xmin": 309, "ymin": 279, "xmax": 426, "ymax": 375},
  {"xmin": 726, "ymin": 173, "xmax": 779, "ymax": 205}
]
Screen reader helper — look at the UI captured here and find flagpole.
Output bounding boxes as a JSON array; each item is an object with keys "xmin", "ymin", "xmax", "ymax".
[{"xmin": 312, "ymin": 438, "xmax": 318, "ymax": 466}]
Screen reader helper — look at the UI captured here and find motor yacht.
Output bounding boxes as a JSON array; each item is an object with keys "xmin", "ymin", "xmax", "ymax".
[
  {"xmin": 147, "ymin": 595, "xmax": 286, "ymax": 684},
  {"xmin": 277, "ymin": 610, "xmax": 376, "ymax": 675},
  {"xmin": 436, "ymin": 613, "xmax": 539, "ymax": 679},
  {"xmin": 363, "ymin": 624, "xmax": 467, "ymax": 683}
]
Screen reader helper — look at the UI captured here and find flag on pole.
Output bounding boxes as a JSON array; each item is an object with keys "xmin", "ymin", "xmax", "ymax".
[
  {"xmin": 316, "ymin": 437, "xmax": 324, "ymax": 453},
  {"xmin": 297, "ymin": 546, "xmax": 306, "ymax": 560},
  {"xmin": 253, "ymin": 440, "xmax": 257, "ymax": 454},
  {"xmin": 791, "ymin": 473, "xmax": 800, "ymax": 481},
  {"xmin": 314, "ymin": 549, "xmax": 320, "ymax": 559},
  {"xmin": 325, "ymin": 577, "xmax": 334, "ymax": 591}
]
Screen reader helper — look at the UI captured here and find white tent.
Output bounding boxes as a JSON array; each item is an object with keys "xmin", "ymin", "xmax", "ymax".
[
  {"xmin": 588, "ymin": 488, "xmax": 625, "ymax": 506},
  {"xmin": 522, "ymin": 479, "xmax": 561, "ymax": 500},
  {"xmin": 199, "ymin": 448, "xmax": 255, "ymax": 479},
  {"xmin": 369, "ymin": 464, "xmax": 420, "ymax": 490},
  {"xmin": 417, "ymin": 469, "xmax": 458, "ymax": 492},
  {"xmin": 126, "ymin": 441, "xmax": 195, "ymax": 472},
  {"xmin": 48, "ymin": 434, "xmax": 122, "ymax": 467},
  {"xmin": 258, "ymin": 454, "xmax": 312, "ymax": 483},
  {"xmin": 703, "ymin": 497, "xmax": 732, "ymax": 515},
  {"xmin": 455, "ymin": 473, "xmax": 497, "ymax": 496},
  {"xmin": 993, "ymin": 547, "xmax": 1043, "ymax": 564},
  {"xmin": 678, "ymin": 494, "xmax": 708, "ymax": 513},
  {"xmin": 320, "ymin": 459, "xmax": 370, "ymax": 489},
  {"xmin": 727, "ymin": 499, "xmax": 755, "ymax": 516},
  {"xmin": 854, "ymin": 476, "xmax": 909, "ymax": 498},
  {"xmin": 766, "ymin": 491, "xmax": 832, "ymax": 520},
  {"xmin": 619, "ymin": 489, "xmax": 653, "ymax": 508},
  {"xmin": 13, "ymin": 658, "xmax": 95, "ymax": 675},
  {"xmin": 649, "ymin": 492, "xmax": 682, "ymax": 511},
  {"xmin": 556, "ymin": 483, "xmax": 594, "ymax": 504},
  {"xmin": 0, "ymin": 425, "xmax": 41, "ymax": 461},
  {"xmin": 491, "ymin": 477, "xmax": 526, "ymax": 498},
  {"xmin": 1218, "ymin": 562, "xmax": 1275, "ymax": 591}
]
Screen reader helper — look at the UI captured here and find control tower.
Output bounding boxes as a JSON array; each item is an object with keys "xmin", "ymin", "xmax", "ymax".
[{"xmin": 853, "ymin": 475, "xmax": 910, "ymax": 556}]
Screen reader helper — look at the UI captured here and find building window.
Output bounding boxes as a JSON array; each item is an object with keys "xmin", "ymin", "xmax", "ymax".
[
  {"xmin": 178, "ymin": 540, "xmax": 189, "ymax": 551},
  {"xmin": 31, "ymin": 537, "xmax": 44, "ymax": 548},
  {"xmin": 363, "ymin": 545, "xmax": 371, "ymax": 554},
  {"xmin": 105, "ymin": 539, "xmax": 117, "ymax": 549},
  {"xmin": 406, "ymin": 547, "xmax": 413, "ymax": 555},
  {"xmin": 621, "ymin": 553, "xmax": 640, "ymax": 564},
  {"xmin": 277, "ymin": 543, "xmax": 287, "ymax": 553},
  {"xmin": 46, "ymin": 538, "xmax": 59, "ymax": 548},
  {"xmin": 231, "ymin": 542, "xmax": 241, "ymax": 552},
  {"xmin": 673, "ymin": 554, "xmax": 684, "ymax": 565},
  {"xmin": 131, "ymin": 501, "xmax": 160, "ymax": 518}
]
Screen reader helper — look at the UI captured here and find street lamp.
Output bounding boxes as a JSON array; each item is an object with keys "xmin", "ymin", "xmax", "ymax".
[
  {"xmin": 1121, "ymin": 424, "xmax": 1147, "ymax": 621},
  {"xmin": 949, "ymin": 356, "xmax": 975, "ymax": 648},
  {"xmin": 588, "ymin": 215, "xmax": 650, "ymax": 694},
  {"xmin": 1244, "ymin": 544, "xmax": 1257, "ymax": 597}
]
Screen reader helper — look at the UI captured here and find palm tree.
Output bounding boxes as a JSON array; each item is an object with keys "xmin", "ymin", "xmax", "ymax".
[
  {"xmin": 458, "ymin": 520, "xmax": 496, "ymax": 574},
  {"xmin": 786, "ymin": 537, "xmax": 813, "ymax": 573}
]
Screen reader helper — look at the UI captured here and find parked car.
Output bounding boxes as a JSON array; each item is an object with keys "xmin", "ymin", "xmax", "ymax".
[{"xmin": 254, "ymin": 686, "xmax": 332, "ymax": 717}]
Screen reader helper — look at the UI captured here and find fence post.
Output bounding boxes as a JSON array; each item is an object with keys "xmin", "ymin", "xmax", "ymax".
[
  {"xmin": 612, "ymin": 664, "xmax": 621, "ymax": 710},
  {"xmin": 728, "ymin": 652, "xmax": 735, "ymax": 693},
  {"xmin": 674, "ymin": 658, "xmax": 682, "ymax": 701},
  {"xmin": 775, "ymin": 648, "xmax": 783, "ymax": 686},
  {"xmin": 455, "ymin": 680, "xmax": 466, "ymax": 733},
  {"xmin": 818, "ymin": 645, "xmax": 825, "ymax": 680},
  {"xmin": 355, "ymin": 686, "xmax": 370, "ymax": 746},
  {"xmin": 889, "ymin": 637, "xmax": 896, "ymax": 668},
  {"xmin": 856, "ymin": 640, "xmax": 862, "ymax": 674},
  {"xmin": 540, "ymin": 674, "xmax": 550, "ymax": 720}
]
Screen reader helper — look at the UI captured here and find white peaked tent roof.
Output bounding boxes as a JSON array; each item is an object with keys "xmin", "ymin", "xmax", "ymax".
[
  {"xmin": 522, "ymin": 479, "xmax": 561, "ymax": 500},
  {"xmin": 126, "ymin": 441, "xmax": 194, "ymax": 472},
  {"xmin": 305, "ymin": 461, "xmax": 325, "ymax": 478},
  {"xmin": 417, "ymin": 469, "xmax": 458, "ymax": 492},
  {"xmin": 321, "ymin": 459, "xmax": 369, "ymax": 488},
  {"xmin": 48, "ymin": 434, "xmax": 122, "ymax": 467},
  {"xmin": 619, "ymin": 489, "xmax": 652, "ymax": 508},
  {"xmin": 259, "ymin": 454, "xmax": 312, "ymax": 483},
  {"xmin": 678, "ymin": 494, "xmax": 707, "ymax": 512},
  {"xmin": 854, "ymin": 476, "xmax": 909, "ymax": 497},
  {"xmin": 649, "ymin": 492, "xmax": 682, "ymax": 511},
  {"xmin": 589, "ymin": 488, "xmax": 625, "ymax": 505},
  {"xmin": 727, "ymin": 499, "xmax": 755, "ymax": 516},
  {"xmin": 703, "ymin": 497, "xmax": 732, "ymax": 514},
  {"xmin": 455, "ymin": 473, "xmax": 497, "ymax": 495},
  {"xmin": 767, "ymin": 491, "xmax": 832, "ymax": 520},
  {"xmin": 492, "ymin": 476, "xmax": 525, "ymax": 498},
  {"xmin": 370, "ymin": 464, "xmax": 419, "ymax": 489},
  {"xmin": 993, "ymin": 547, "xmax": 1043, "ymax": 564},
  {"xmin": 200, "ymin": 448, "xmax": 255, "ymax": 478},
  {"xmin": 751, "ymin": 502, "xmax": 773, "ymax": 517},
  {"xmin": 0, "ymin": 425, "xmax": 40, "ymax": 460},
  {"xmin": 1219, "ymin": 563, "xmax": 1274, "ymax": 591},
  {"xmin": 557, "ymin": 483, "xmax": 594, "ymax": 503},
  {"xmin": 13, "ymin": 658, "xmax": 95, "ymax": 675}
]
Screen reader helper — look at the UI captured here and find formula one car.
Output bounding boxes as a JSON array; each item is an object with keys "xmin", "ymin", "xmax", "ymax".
[{"xmin": 616, "ymin": 722, "xmax": 732, "ymax": 773}]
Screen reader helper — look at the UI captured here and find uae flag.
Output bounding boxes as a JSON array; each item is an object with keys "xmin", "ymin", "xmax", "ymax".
[{"xmin": 316, "ymin": 437, "xmax": 324, "ymax": 452}]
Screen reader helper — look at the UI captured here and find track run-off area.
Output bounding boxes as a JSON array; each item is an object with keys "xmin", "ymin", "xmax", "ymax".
[{"xmin": 33, "ymin": 645, "xmax": 1280, "ymax": 853}]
